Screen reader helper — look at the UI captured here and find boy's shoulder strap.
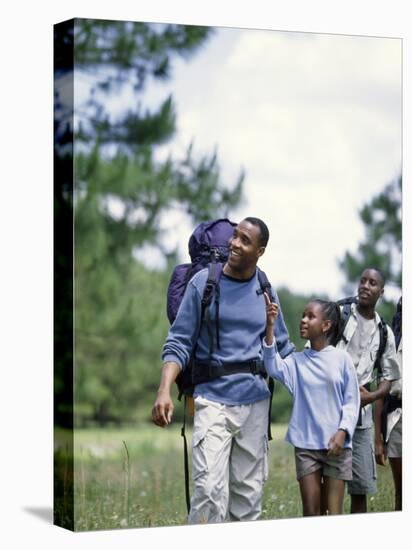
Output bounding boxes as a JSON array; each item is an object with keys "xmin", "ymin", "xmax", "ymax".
[
  {"xmin": 379, "ymin": 317, "xmax": 388, "ymax": 342},
  {"xmin": 336, "ymin": 297, "xmax": 358, "ymax": 344},
  {"xmin": 341, "ymin": 302, "xmax": 352, "ymax": 324},
  {"xmin": 336, "ymin": 296, "xmax": 358, "ymax": 314},
  {"xmin": 375, "ymin": 318, "xmax": 388, "ymax": 378}
]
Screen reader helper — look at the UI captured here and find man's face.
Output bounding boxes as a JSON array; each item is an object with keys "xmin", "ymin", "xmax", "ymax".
[
  {"xmin": 227, "ymin": 220, "xmax": 265, "ymax": 272},
  {"xmin": 357, "ymin": 269, "xmax": 384, "ymax": 308}
]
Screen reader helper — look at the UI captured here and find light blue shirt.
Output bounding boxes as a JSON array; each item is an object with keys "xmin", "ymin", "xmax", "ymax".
[
  {"xmin": 162, "ymin": 268, "xmax": 294, "ymax": 405},
  {"xmin": 263, "ymin": 341, "xmax": 360, "ymax": 449}
]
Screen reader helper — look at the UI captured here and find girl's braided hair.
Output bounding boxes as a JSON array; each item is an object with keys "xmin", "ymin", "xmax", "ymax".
[{"xmin": 311, "ymin": 299, "xmax": 342, "ymax": 346}]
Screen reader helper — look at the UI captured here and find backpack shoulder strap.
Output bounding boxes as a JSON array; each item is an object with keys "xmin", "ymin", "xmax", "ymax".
[
  {"xmin": 337, "ymin": 297, "xmax": 357, "ymax": 344},
  {"xmin": 341, "ymin": 302, "xmax": 352, "ymax": 325},
  {"xmin": 375, "ymin": 318, "xmax": 388, "ymax": 379},
  {"xmin": 201, "ymin": 262, "xmax": 223, "ymax": 316},
  {"xmin": 201, "ymin": 262, "xmax": 224, "ymax": 354},
  {"xmin": 257, "ymin": 268, "xmax": 274, "ymax": 301}
]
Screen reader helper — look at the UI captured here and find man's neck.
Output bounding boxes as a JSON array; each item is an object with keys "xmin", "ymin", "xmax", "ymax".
[
  {"xmin": 223, "ymin": 263, "xmax": 257, "ymax": 280},
  {"xmin": 356, "ymin": 303, "xmax": 376, "ymax": 321}
]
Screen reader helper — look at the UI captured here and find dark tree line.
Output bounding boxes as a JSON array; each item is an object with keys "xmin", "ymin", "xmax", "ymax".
[{"xmin": 55, "ymin": 19, "xmax": 244, "ymax": 427}]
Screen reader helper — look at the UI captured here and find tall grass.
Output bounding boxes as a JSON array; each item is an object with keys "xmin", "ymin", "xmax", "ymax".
[{"xmin": 54, "ymin": 424, "xmax": 397, "ymax": 531}]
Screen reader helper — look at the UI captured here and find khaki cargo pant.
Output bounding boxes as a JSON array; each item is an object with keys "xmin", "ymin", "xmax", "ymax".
[{"xmin": 188, "ymin": 395, "xmax": 270, "ymax": 524}]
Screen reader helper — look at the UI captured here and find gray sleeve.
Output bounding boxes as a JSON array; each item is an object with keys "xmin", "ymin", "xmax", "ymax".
[{"xmin": 380, "ymin": 326, "xmax": 401, "ymax": 381}]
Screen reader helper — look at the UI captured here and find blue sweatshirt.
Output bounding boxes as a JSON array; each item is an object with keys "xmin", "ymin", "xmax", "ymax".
[
  {"xmin": 162, "ymin": 268, "xmax": 294, "ymax": 405},
  {"xmin": 262, "ymin": 341, "xmax": 360, "ymax": 449}
]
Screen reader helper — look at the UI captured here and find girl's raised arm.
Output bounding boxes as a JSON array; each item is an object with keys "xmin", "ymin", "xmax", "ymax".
[{"xmin": 264, "ymin": 292, "xmax": 278, "ymax": 346}]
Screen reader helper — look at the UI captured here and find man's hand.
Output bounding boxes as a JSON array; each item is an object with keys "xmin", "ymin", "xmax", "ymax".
[
  {"xmin": 327, "ymin": 430, "xmax": 346, "ymax": 456},
  {"xmin": 373, "ymin": 395, "xmax": 387, "ymax": 465},
  {"xmin": 360, "ymin": 380, "xmax": 391, "ymax": 407},
  {"xmin": 152, "ymin": 390, "xmax": 174, "ymax": 427},
  {"xmin": 359, "ymin": 385, "xmax": 374, "ymax": 407},
  {"xmin": 151, "ymin": 362, "xmax": 180, "ymax": 427},
  {"xmin": 375, "ymin": 434, "xmax": 387, "ymax": 466}
]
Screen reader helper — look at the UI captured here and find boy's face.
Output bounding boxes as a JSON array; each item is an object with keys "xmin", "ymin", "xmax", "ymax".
[{"xmin": 357, "ymin": 269, "xmax": 384, "ymax": 308}]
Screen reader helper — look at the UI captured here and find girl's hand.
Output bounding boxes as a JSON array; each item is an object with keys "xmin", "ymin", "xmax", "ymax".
[
  {"xmin": 264, "ymin": 292, "xmax": 279, "ymax": 326},
  {"xmin": 327, "ymin": 430, "xmax": 346, "ymax": 456}
]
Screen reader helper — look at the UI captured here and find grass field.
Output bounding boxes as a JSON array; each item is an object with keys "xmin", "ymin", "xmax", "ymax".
[{"xmin": 54, "ymin": 423, "xmax": 396, "ymax": 532}]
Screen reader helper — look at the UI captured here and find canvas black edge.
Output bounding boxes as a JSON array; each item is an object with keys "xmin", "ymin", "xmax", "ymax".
[{"xmin": 53, "ymin": 18, "xmax": 75, "ymax": 532}]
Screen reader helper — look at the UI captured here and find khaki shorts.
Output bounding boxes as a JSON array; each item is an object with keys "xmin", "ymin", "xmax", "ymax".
[
  {"xmin": 294, "ymin": 447, "xmax": 353, "ymax": 481},
  {"xmin": 387, "ymin": 414, "xmax": 402, "ymax": 458},
  {"xmin": 347, "ymin": 427, "xmax": 377, "ymax": 495}
]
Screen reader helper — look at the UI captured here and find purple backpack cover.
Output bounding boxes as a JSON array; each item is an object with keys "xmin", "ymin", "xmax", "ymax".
[{"xmin": 166, "ymin": 218, "xmax": 236, "ymax": 323}]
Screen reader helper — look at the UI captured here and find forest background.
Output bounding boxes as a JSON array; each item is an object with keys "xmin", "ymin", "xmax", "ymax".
[{"xmin": 55, "ymin": 19, "xmax": 402, "ymax": 429}]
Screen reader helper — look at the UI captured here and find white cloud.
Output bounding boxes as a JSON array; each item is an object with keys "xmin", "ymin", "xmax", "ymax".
[
  {"xmin": 106, "ymin": 26, "xmax": 401, "ymax": 300},
  {"xmin": 155, "ymin": 28, "xmax": 401, "ymax": 298}
]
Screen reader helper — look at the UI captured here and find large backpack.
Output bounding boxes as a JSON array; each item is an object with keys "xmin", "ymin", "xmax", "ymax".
[
  {"xmin": 167, "ymin": 218, "xmax": 237, "ymax": 324},
  {"xmin": 166, "ymin": 218, "xmax": 276, "ymax": 514},
  {"xmin": 166, "ymin": 218, "xmax": 237, "ymax": 399}
]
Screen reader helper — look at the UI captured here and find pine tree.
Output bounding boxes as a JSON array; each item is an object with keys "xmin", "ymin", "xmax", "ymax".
[
  {"xmin": 339, "ymin": 176, "xmax": 401, "ymax": 288},
  {"xmin": 55, "ymin": 19, "xmax": 244, "ymax": 425},
  {"xmin": 339, "ymin": 175, "xmax": 401, "ymax": 319}
]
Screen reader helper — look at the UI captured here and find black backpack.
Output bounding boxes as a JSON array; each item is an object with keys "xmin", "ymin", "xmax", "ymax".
[
  {"xmin": 392, "ymin": 296, "xmax": 402, "ymax": 350},
  {"xmin": 381, "ymin": 296, "xmax": 402, "ymax": 441}
]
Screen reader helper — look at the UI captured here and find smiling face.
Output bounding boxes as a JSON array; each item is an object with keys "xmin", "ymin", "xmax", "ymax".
[
  {"xmin": 226, "ymin": 219, "xmax": 265, "ymax": 276},
  {"xmin": 357, "ymin": 268, "xmax": 384, "ymax": 308},
  {"xmin": 299, "ymin": 301, "xmax": 331, "ymax": 342}
]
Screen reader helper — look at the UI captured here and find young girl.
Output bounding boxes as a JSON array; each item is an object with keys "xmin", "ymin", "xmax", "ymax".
[{"xmin": 263, "ymin": 295, "xmax": 360, "ymax": 516}]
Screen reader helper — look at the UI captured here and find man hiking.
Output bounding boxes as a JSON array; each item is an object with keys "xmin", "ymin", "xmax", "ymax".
[{"xmin": 152, "ymin": 217, "xmax": 294, "ymax": 523}]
